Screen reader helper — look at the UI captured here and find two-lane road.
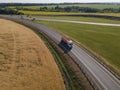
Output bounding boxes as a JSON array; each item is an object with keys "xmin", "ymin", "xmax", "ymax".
[{"xmin": 0, "ymin": 15, "xmax": 120, "ymax": 90}]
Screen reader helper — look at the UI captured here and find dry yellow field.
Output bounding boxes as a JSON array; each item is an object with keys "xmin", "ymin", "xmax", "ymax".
[{"xmin": 0, "ymin": 19, "xmax": 66, "ymax": 90}]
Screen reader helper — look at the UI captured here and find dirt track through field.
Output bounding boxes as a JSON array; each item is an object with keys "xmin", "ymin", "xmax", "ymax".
[{"xmin": 0, "ymin": 19, "xmax": 66, "ymax": 90}]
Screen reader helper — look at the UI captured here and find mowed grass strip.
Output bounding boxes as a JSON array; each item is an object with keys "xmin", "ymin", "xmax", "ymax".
[
  {"xmin": 35, "ymin": 15, "xmax": 120, "ymax": 24},
  {"xmin": 36, "ymin": 20, "xmax": 120, "ymax": 74},
  {"xmin": 0, "ymin": 19, "xmax": 66, "ymax": 90}
]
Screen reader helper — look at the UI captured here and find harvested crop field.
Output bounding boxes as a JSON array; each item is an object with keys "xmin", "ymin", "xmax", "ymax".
[{"xmin": 0, "ymin": 19, "xmax": 66, "ymax": 90}]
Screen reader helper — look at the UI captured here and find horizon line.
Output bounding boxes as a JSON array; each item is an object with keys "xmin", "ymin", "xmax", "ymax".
[{"xmin": 0, "ymin": 2, "xmax": 120, "ymax": 4}]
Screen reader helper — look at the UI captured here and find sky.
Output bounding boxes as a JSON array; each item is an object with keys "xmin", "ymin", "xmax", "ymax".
[{"xmin": 0, "ymin": 0, "xmax": 120, "ymax": 3}]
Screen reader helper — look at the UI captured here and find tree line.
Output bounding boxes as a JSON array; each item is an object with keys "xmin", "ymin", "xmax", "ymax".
[
  {"xmin": 17, "ymin": 6, "xmax": 120, "ymax": 13},
  {"xmin": 0, "ymin": 8, "xmax": 24, "ymax": 15},
  {"xmin": 0, "ymin": 3, "xmax": 120, "ymax": 6}
]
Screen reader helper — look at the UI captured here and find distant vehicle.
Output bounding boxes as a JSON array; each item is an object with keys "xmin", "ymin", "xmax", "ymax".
[
  {"xmin": 26, "ymin": 15, "xmax": 29, "ymax": 17},
  {"xmin": 32, "ymin": 18, "xmax": 35, "ymax": 21},
  {"xmin": 20, "ymin": 16, "xmax": 23, "ymax": 19},
  {"xmin": 59, "ymin": 36, "xmax": 73, "ymax": 53}
]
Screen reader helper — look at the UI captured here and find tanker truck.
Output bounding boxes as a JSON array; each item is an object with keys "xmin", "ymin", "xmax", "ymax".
[{"xmin": 59, "ymin": 36, "xmax": 73, "ymax": 53}]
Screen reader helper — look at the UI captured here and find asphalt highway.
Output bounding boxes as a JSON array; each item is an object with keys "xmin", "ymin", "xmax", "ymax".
[{"xmin": 0, "ymin": 15, "xmax": 120, "ymax": 90}]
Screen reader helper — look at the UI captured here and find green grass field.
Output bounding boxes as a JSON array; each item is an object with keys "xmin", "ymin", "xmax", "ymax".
[
  {"xmin": 36, "ymin": 20, "xmax": 120, "ymax": 74},
  {"xmin": 34, "ymin": 15, "xmax": 120, "ymax": 24},
  {"xmin": 60, "ymin": 4, "xmax": 120, "ymax": 9}
]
